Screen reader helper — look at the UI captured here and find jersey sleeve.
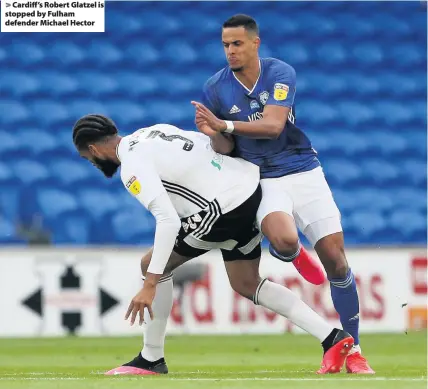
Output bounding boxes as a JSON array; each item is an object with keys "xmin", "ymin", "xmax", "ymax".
[
  {"xmin": 265, "ymin": 62, "xmax": 297, "ymax": 108},
  {"xmin": 120, "ymin": 151, "xmax": 165, "ymax": 208},
  {"xmin": 121, "ymin": 152, "xmax": 180, "ymax": 275},
  {"xmin": 202, "ymin": 80, "xmax": 220, "ymax": 115}
]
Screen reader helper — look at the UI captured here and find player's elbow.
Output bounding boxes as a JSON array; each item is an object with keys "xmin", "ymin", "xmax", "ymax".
[{"xmin": 266, "ymin": 121, "xmax": 284, "ymax": 139}]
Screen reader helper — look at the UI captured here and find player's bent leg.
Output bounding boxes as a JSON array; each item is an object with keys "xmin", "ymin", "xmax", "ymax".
[
  {"xmin": 312, "ymin": 229, "xmax": 375, "ymax": 374},
  {"xmin": 223, "ymin": 248, "xmax": 353, "ymax": 374},
  {"xmin": 106, "ymin": 249, "xmax": 194, "ymax": 376},
  {"xmin": 260, "ymin": 211, "xmax": 325, "ymax": 285}
]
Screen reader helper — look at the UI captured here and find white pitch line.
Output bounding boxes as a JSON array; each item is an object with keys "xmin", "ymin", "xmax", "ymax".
[{"xmin": 0, "ymin": 377, "xmax": 425, "ymax": 382}]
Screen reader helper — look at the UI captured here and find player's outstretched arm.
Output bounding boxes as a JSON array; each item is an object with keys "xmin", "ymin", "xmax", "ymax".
[
  {"xmin": 210, "ymin": 132, "xmax": 235, "ymax": 155},
  {"xmin": 193, "ymin": 101, "xmax": 288, "ymax": 139},
  {"xmin": 193, "ymin": 114, "xmax": 235, "ymax": 155}
]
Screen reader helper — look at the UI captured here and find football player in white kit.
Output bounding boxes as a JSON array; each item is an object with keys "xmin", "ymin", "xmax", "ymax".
[{"xmin": 72, "ymin": 114, "xmax": 353, "ymax": 375}]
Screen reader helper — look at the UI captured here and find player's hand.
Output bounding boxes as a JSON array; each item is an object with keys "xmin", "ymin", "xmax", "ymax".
[
  {"xmin": 125, "ymin": 284, "xmax": 156, "ymax": 326},
  {"xmin": 191, "ymin": 101, "xmax": 227, "ymax": 132},
  {"xmin": 195, "ymin": 116, "xmax": 217, "ymax": 137}
]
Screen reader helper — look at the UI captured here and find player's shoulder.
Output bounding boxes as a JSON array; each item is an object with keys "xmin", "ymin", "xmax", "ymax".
[
  {"xmin": 204, "ymin": 66, "xmax": 231, "ymax": 90},
  {"xmin": 262, "ymin": 57, "xmax": 296, "ymax": 77}
]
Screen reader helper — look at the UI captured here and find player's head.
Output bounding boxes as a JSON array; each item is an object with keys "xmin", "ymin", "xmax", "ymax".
[
  {"xmin": 72, "ymin": 114, "xmax": 121, "ymax": 178},
  {"xmin": 222, "ymin": 14, "xmax": 260, "ymax": 72}
]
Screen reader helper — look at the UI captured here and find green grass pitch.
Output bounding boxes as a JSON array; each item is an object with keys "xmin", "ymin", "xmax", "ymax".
[{"xmin": 0, "ymin": 332, "xmax": 426, "ymax": 389}]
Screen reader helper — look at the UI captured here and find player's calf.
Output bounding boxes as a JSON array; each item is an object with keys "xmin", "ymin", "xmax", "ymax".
[{"xmin": 315, "ymin": 233, "xmax": 361, "ymax": 347}]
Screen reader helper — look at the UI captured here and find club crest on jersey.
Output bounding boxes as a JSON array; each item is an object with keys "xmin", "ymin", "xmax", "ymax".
[
  {"xmin": 273, "ymin": 83, "xmax": 289, "ymax": 101},
  {"xmin": 250, "ymin": 100, "xmax": 260, "ymax": 110},
  {"xmin": 125, "ymin": 176, "xmax": 141, "ymax": 196},
  {"xmin": 259, "ymin": 91, "xmax": 269, "ymax": 105}
]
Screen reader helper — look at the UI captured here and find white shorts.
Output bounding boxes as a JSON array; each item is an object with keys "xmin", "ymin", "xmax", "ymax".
[{"xmin": 256, "ymin": 166, "xmax": 342, "ymax": 246}]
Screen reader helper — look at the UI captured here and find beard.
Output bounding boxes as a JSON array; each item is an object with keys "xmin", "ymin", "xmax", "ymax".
[
  {"xmin": 93, "ymin": 157, "xmax": 120, "ymax": 178},
  {"xmin": 230, "ymin": 66, "xmax": 244, "ymax": 73}
]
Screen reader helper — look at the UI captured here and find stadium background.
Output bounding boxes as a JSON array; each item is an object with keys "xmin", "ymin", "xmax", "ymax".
[{"xmin": 0, "ymin": 0, "xmax": 427, "ymax": 383}]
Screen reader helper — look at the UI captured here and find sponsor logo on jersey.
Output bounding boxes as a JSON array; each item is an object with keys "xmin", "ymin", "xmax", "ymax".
[
  {"xmin": 259, "ymin": 91, "xmax": 269, "ymax": 105},
  {"xmin": 273, "ymin": 83, "xmax": 289, "ymax": 101},
  {"xmin": 125, "ymin": 176, "xmax": 141, "ymax": 196},
  {"xmin": 250, "ymin": 100, "xmax": 260, "ymax": 110},
  {"xmin": 229, "ymin": 105, "xmax": 241, "ymax": 114},
  {"xmin": 211, "ymin": 154, "xmax": 223, "ymax": 170},
  {"xmin": 248, "ymin": 112, "xmax": 264, "ymax": 122}
]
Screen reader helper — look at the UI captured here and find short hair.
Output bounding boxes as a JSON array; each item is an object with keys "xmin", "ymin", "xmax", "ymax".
[
  {"xmin": 72, "ymin": 114, "xmax": 118, "ymax": 150},
  {"xmin": 222, "ymin": 14, "xmax": 259, "ymax": 36}
]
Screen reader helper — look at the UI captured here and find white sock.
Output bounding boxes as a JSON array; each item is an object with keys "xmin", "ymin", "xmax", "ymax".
[
  {"xmin": 255, "ymin": 279, "xmax": 333, "ymax": 342},
  {"xmin": 349, "ymin": 344, "xmax": 362, "ymax": 355},
  {"xmin": 140, "ymin": 275, "xmax": 173, "ymax": 362}
]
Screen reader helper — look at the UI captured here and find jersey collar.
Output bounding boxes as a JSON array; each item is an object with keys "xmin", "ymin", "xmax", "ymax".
[{"xmin": 231, "ymin": 59, "xmax": 262, "ymax": 95}]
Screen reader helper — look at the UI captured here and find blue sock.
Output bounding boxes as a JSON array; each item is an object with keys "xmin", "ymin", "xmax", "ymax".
[{"xmin": 329, "ymin": 268, "xmax": 360, "ymax": 345}]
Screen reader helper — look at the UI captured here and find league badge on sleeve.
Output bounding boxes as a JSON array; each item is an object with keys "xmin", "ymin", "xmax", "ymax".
[
  {"xmin": 273, "ymin": 83, "xmax": 289, "ymax": 101},
  {"xmin": 126, "ymin": 176, "xmax": 141, "ymax": 196}
]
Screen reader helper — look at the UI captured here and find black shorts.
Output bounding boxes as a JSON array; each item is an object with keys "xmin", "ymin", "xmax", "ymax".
[{"xmin": 174, "ymin": 185, "xmax": 262, "ymax": 261}]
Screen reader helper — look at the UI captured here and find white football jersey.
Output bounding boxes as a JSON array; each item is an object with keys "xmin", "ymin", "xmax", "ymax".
[{"xmin": 117, "ymin": 124, "xmax": 260, "ymax": 218}]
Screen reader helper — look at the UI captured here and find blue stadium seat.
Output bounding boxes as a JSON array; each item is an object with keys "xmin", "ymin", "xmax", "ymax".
[
  {"xmin": 53, "ymin": 214, "xmax": 92, "ymax": 244},
  {"xmin": 326, "ymin": 132, "xmax": 369, "ymax": 157},
  {"xmin": 18, "ymin": 129, "xmax": 59, "ymax": 156},
  {"xmin": 339, "ymin": 15, "xmax": 376, "ymax": 39},
  {"xmin": 8, "ymin": 42, "xmax": 45, "ymax": 66},
  {"xmin": 0, "ymin": 101, "xmax": 30, "ymax": 125},
  {"xmin": 36, "ymin": 72, "xmax": 79, "ymax": 97},
  {"xmin": 115, "ymin": 72, "xmax": 159, "ymax": 97},
  {"xmin": 138, "ymin": 12, "xmax": 180, "ymax": 36},
  {"xmin": 374, "ymin": 102, "xmax": 414, "ymax": 126},
  {"xmin": 401, "ymin": 160, "xmax": 427, "ymax": 187},
  {"xmin": 0, "ymin": 163, "xmax": 20, "ymax": 220},
  {"xmin": 78, "ymin": 189, "xmax": 119, "ymax": 220},
  {"xmin": 12, "ymin": 160, "xmax": 51, "ymax": 186},
  {"xmin": 298, "ymin": 102, "xmax": 339, "ymax": 126},
  {"xmin": 347, "ymin": 210, "xmax": 387, "ymax": 239},
  {"xmin": 125, "ymin": 43, "xmax": 160, "ymax": 67},
  {"xmin": 393, "ymin": 188, "xmax": 427, "ymax": 212},
  {"xmin": 276, "ymin": 43, "xmax": 309, "ymax": 67},
  {"xmin": 0, "ymin": 217, "xmax": 19, "ymax": 244},
  {"xmin": 323, "ymin": 160, "xmax": 362, "ymax": 187},
  {"xmin": 377, "ymin": 73, "xmax": 423, "ymax": 97},
  {"xmin": 111, "ymin": 209, "xmax": 155, "ymax": 244},
  {"xmin": 68, "ymin": 100, "xmax": 109, "ymax": 120},
  {"xmin": 86, "ymin": 42, "xmax": 123, "ymax": 67},
  {"xmin": 389, "ymin": 209, "xmax": 427, "ymax": 243},
  {"xmin": 352, "ymin": 189, "xmax": 394, "ymax": 213},
  {"xmin": 105, "ymin": 101, "xmax": 146, "ymax": 126},
  {"xmin": 30, "ymin": 101, "xmax": 69, "ymax": 127},
  {"xmin": 316, "ymin": 43, "xmax": 347, "ymax": 66},
  {"xmin": 346, "ymin": 74, "xmax": 381, "ymax": 96},
  {"xmin": 0, "ymin": 131, "xmax": 21, "ymax": 157},
  {"xmin": 390, "ymin": 45, "xmax": 425, "ymax": 69},
  {"xmin": 49, "ymin": 159, "xmax": 99, "ymax": 187},
  {"xmin": 337, "ymin": 102, "xmax": 375, "ymax": 127},
  {"xmin": 360, "ymin": 159, "xmax": 401, "ymax": 186},
  {"xmin": 36, "ymin": 189, "xmax": 80, "ymax": 220},
  {"xmin": 0, "ymin": 72, "xmax": 39, "ymax": 97},
  {"xmin": 74, "ymin": 72, "xmax": 118, "ymax": 97},
  {"xmin": 352, "ymin": 44, "xmax": 384, "ymax": 66},
  {"xmin": 46, "ymin": 42, "xmax": 85, "ymax": 65},
  {"xmin": 107, "ymin": 12, "xmax": 143, "ymax": 37},
  {"xmin": 368, "ymin": 131, "xmax": 408, "ymax": 157},
  {"xmin": 164, "ymin": 41, "xmax": 197, "ymax": 65}
]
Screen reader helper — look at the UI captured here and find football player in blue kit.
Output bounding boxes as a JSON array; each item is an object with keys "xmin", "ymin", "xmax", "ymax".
[{"xmin": 192, "ymin": 14, "xmax": 374, "ymax": 374}]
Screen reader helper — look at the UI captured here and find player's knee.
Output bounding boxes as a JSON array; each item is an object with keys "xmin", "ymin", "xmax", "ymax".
[
  {"xmin": 316, "ymin": 241, "xmax": 348, "ymax": 279},
  {"xmin": 270, "ymin": 234, "xmax": 300, "ymax": 257}
]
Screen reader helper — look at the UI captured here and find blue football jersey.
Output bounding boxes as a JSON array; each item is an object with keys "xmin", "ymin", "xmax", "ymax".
[{"xmin": 202, "ymin": 57, "xmax": 320, "ymax": 178}]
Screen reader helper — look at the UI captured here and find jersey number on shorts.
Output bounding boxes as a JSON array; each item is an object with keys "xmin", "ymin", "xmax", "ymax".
[{"xmin": 147, "ymin": 130, "xmax": 194, "ymax": 151}]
